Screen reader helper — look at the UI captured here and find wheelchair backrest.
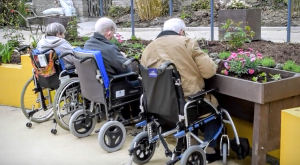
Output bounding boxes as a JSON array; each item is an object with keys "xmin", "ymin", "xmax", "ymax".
[
  {"xmin": 72, "ymin": 48, "xmax": 109, "ymax": 104},
  {"xmin": 30, "ymin": 49, "xmax": 64, "ymax": 89},
  {"xmin": 139, "ymin": 65, "xmax": 180, "ymax": 117}
]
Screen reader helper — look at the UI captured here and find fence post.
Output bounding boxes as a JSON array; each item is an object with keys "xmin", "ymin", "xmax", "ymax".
[
  {"xmin": 287, "ymin": 0, "xmax": 292, "ymax": 42},
  {"xmin": 99, "ymin": 0, "xmax": 103, "ymax": 17},
  {"xmin": 169, "ymin": 0, "xmax": 173, "ymax": 16},
  {"xmin": 130, "ymin": 0, "xmax": 135, "ymax": 37},
  {"xmin": 210, "ymin": 0, "xmax": 214, "ymax": 41}
]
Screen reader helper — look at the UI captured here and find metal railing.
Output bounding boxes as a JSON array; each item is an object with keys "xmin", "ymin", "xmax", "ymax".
[{"xmin": 87, "ymin": 0, "xmax": 112, "ymax": 17}]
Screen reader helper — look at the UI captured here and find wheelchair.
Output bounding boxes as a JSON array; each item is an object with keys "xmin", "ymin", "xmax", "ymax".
[
  {"xmin": 68, "ymin": 48, "xmax": 143, "ymax": 153},
  {"xmin": 20, "ymin": 46, "xmax": 81, "ymax": 134},
  {"xmin": 127, "ymin": 60, "xmax": 250, "ymax": 165}
]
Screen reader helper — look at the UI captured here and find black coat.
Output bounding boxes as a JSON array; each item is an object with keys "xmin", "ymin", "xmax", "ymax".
[{"xmin": 84, "ymin": 33, "xmax": 131, "ymax": 78}]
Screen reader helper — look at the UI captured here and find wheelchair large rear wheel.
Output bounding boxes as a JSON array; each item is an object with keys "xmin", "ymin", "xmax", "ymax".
[
  {"xmin": 98, "ymin": 121, "xmax": 126, "ymax": 153},
  {"xmin": 180, "ymin": 146, "xmax": 206, "ymax": 165},
  {"xmin": 69, "ymin": 110, "xmax": 96, "ymax": 138},
  {"xmin": 20, "ymin": 77, "xmax": 54, "ymax": 123},
  {"xmin": 130, "ymin": 131, "xmax": 156, "ymax": 165},
  {"xmin": 53, "ymin": 78, "xmax": 82, "ymax": 130}
]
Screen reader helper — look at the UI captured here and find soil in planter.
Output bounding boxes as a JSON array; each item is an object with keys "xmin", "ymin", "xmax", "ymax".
[
  {"xmin": 200, "ymin": 40, "xmax": 300, "ymax": 64},
  {"xmin": 9, "ymin": 51, "xmax": 21, "ymax": 64},
  {"xmin": 217, "ymin": 61, "xmax": 292, "ymax": 83}
]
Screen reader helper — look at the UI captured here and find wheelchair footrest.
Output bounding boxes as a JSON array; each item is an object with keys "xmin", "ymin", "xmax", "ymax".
[{"xmin": 28, "ymin": 109, "xmax": 39, "ymax": 117}]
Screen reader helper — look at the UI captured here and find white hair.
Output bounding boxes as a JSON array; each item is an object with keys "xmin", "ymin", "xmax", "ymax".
[
  {"xmin": 45, "ymin": 22, "xmax": 66, "ymax": 36},
  {"xmin": 94, "ymin": 17, "xmax": 117, "ymax": 35},
  {"xmin": 163, "ymin": 18, "xmax": 186, "ymax": 34}
]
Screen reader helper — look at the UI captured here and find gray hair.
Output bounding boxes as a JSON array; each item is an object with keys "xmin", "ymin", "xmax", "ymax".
[
  {"xmin": 45, "ymin": 22, "xmax": 66, "ymax": 36},
  {"xmin": 94, "ymin": 17, "xmax": 117, "ymax": 35},
  {"xmin": 163, "ymin": 18, "xmax": 186, "ymax": 34}
]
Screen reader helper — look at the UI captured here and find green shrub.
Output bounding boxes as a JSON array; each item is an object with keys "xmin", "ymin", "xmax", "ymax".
[
  {"xmin": 293, "ymin": 65, "xmax": 300, "ymax": 73},
  {"xmin": 108, "ymin": 6, "xmax": 130, "ymax": 18},
  {"xmin": 283, "ymin": 60, "xmax": 296, "ymax": 71},
  {"xmin": 219, "ymin": 51, "xmax": 231, "ymax": 60},
  {"xmin": 260, "ymin": 57, "xmax": 275, "ymax": 67},
  {"xmin": 0, "ymin": 42, "xmax": 14, "ymax": 63},
  {"xmin": 192, "ymin": 0, "xmax": 210, "ymax": 11}
]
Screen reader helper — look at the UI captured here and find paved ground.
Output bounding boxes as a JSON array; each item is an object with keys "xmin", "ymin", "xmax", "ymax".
[
  {"xmin": 0, "ymin": 105, "xmax": 253, "ymax": 165},
  {"xmin": 1, "ymin": 18, "xmax": 300, "ymax": 45}
]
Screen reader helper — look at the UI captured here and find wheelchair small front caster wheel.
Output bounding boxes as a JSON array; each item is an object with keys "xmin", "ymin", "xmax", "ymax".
[
  {"xmin": 51, "ymin": 129, "xmax": 57, "ymax": 135},
  {"xmin": 26, "ymin": 122, "xmax": 32, "ymax": 128}
]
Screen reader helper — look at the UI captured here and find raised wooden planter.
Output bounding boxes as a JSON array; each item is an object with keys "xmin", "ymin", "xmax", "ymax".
[
  {"xmin": 218, "ymin": 9, "xmax": 261, "ymax": 41},
  {"xmin": 205, "ymin": 67, "xmax": 300, "ymax": 165}
]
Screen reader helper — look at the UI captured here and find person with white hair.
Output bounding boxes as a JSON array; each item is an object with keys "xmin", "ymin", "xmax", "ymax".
[
  {"xmin": 37, "ymin": 22, "xmax": 74, "ymax": 68},
  {"xmin": 84, "ymin": 17, "xmax": 140, "ymax": 120},
  {"xmin": 84, "ymin": 17, "xmax": 131, "ymax": 77},
  {"xmin": 141, "ymin": 18, "xmax": 221, "ymax": 163}
]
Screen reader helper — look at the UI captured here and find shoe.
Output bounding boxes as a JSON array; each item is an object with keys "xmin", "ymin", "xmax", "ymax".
[{"xmin": 206, "ymin": 149, "xmax": 221, "ymax": 164}]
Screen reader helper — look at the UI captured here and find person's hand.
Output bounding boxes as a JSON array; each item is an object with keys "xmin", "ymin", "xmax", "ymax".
[{"xmin": 120, "ymin": 51, "xmax": 127, "ymax": 58}]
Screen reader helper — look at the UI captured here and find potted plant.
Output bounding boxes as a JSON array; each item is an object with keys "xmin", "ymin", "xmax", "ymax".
[
  {"xmin": 218, "ymin": 0, "xmax": 261, "ymax": 40},
  {"xmin": 205, "ymin": 48, "xmax": 300, "ymax": 164}
]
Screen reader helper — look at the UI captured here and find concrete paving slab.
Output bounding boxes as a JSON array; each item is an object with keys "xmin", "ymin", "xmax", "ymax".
[{"xmin": 0, "ymin": 105, "xmax": 252, "ymax": 165}]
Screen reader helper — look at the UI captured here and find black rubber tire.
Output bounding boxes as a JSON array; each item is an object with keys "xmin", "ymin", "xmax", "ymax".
[
  {"xmin": 20, "ymin": 77, "xmax": 53, "ymax": 123},
  {"xmin": 53, "ymin": 78, "xmax": 81, "ymax": 130},
  {"xmin": 130, "ymin": 131, "xmax": 156, "ymax": 165},
  {"xmin": 180, "ymin": 146, "xmax": 206, "ymax": 165}
]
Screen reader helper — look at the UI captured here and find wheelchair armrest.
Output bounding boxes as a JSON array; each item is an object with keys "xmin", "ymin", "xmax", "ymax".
[
  {"xmin": 187, "ymin": 87, "xmax": 219, "ymax": 101},
  {"xmin": 111, "ymin": 72, "xmax": 138, "ymax": 80}
]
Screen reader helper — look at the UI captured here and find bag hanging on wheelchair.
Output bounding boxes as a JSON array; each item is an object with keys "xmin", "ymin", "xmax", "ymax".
[{"xmin": 30, "ymin": 50, "xmax": 61, "ymax": 89}]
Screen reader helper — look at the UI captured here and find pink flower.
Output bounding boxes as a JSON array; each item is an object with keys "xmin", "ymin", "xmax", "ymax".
[
  {"xmin": 237, "ymin": 49, "xmax": 243, "ymax": 52},
  {"xmin": 250, "ymin": 57, "xmax": 256, "ymax": 62},
  {"xmin": 224, "ymin": 62, "xmax": 230, "ymax": 69},
  {"xmin": 227, "ymin": 56, "xmax": 232, "ymax": 61},
  {"xmin": 239, "ymin": 58, "xmax": 244, "ymax": 61},
  {"xmin": 245, "ymin": 52, "xmax": 250, "ymax": 56},
  {"xmin": 231, "ymin": 52, "xmax": 237, "ymax": 58},
  {"xmin": 250, "ymin": 54, "xmax": 255, "ymax": 58},
  {"xmin": 257, "ymin": 56, "xmax": 262, "ymax": 59},
  {"xmin": 221, "ymin": 69, "xmax": 228, "ymax": 75},
  {"xmin": 257, "ymin": 53, "xmax": 262, "ymax": 57},
  {"xmin": 118, "ymin": 39, "xmax": 123, "ymax": 43},
  {"xmin": 249, "ymin": 47, "xmax": 253, "ymax": 51},
  {"xmin": 248, "ymin": 69, "xmax": 255, "ymax": 74}
]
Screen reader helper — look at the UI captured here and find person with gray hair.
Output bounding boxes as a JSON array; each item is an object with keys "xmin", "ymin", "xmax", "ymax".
[
  {"xmin": 37, "ymin": 22, "xmax": 74, "ymax": 68},
  {"xmin": 84, "ymin": 17, "xmax": 140, "ymax": 120},
  {"xmin": 141, "ymin": 18, "xmax": 221, "ymax": 163}
]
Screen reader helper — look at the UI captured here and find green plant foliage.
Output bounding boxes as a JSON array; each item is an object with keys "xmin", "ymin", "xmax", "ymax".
[
  {"xmin": 30, "ymin": 34, "xmax": 42, "ymax": 49},
  {"xmin": 3, "ymin": 27, "xmax": 25, "ymax": 47},
  {"xmin": 282, "ymin": 60, "xmax": 296, "ymax": 71},
  {"xmin": 0, "ymin": 0, "xmax": 29, "ymax": 26},
  {"xmin": 226, "ymin": 0, "xmax": 251, "ymax": 9},
  {"xmin": 293, "ymin": 65, "xmax": 300, "ymax": 73},
  {"xmin": 192, "ymin": 0, "xmax": 210, "ymax": 11},
  {"xmin": 219, "ymin": 51, "xmax": 231, "ymax": 60},
  {"xmin": 269, "ymin": 73, "xmax": 282, "ymax": 81},
  {"xmin": 0, "ymin": 42, "xmax": 14, "ymax": 63},
  {"xmin": 260, "ymin": 57, "xmax": 276, "ymax": 67},
  {"xmin": 66, "ymin": 17, "xmax": 81, "ymax": 41},
  {"xmin": 202, "ymin": 49, "xmax": 208, "ymax": 54},
  {"xmin": 221, "ymin": 19, "xmax": 255, "ymax": 49}
]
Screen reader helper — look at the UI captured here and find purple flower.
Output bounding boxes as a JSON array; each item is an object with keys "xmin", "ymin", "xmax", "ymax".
[{"xmin": 224, "ymin": 62, "xmax": 230, "ymax": 69}]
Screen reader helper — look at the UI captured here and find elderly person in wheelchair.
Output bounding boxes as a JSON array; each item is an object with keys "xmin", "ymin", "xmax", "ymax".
[
  {"xmin": 37, "ymin": 22, "xmax": 74, "ymax": 69},
  {"xmin": 83, "ymin": 17, "xmax": 140, "ymax": 120},
  {"xmin": 141, "ymin": 18, "xmax": 222, "ymax": 163}
]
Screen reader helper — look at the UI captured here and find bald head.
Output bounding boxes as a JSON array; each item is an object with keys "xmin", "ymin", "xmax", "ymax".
[
  {"xmin": 163, "ymin": 18, "xmax": 186, "ymax": 34},
  {"xmin": 95, "ymin": 17, "xmax": 117, "ymax": 36}
]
